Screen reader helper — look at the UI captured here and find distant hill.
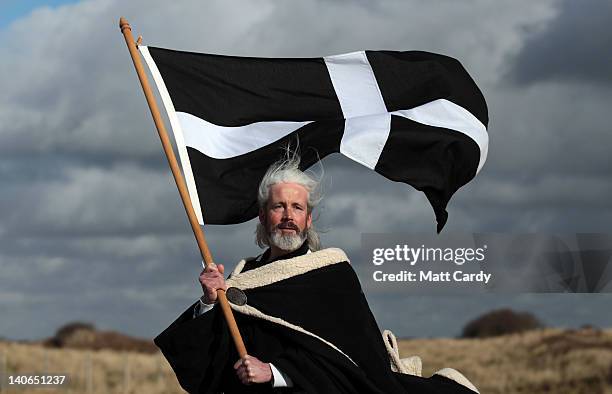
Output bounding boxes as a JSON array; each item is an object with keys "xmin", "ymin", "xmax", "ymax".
[
  {"xmin": 43, "ymin": 321, "xmax": 157, "ymax": 354},
  {"xmin": 460, "ymin": 308, "xmax": 544, "ymax": 338}
]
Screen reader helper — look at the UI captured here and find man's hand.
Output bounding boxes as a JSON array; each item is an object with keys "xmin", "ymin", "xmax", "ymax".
[
  {"xmin": 233, "ymin": 355, "xmax": 273, "ymax": 385},
  {"xmin": 199, "ymin": 263, "xmax": 227, "ymax": 304}
]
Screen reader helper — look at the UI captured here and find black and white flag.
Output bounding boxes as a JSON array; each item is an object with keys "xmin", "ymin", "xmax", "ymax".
[{"xmin": 139, "ymin": 46, "xmax": 488, "ymax": 232}]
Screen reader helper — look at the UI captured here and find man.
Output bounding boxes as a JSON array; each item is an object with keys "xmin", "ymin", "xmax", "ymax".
[{"xmin": 155, "ymin": 154, "xmax": 478, "ymax": 394}]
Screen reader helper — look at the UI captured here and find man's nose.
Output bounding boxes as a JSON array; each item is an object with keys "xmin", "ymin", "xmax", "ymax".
[{"xmin": 281, "ymin": 207, "xmax": 294, "ymax": 220}]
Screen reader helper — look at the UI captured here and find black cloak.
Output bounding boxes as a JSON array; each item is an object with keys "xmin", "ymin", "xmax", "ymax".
[{"xmin": 155, "ymin": 244, "xmax": 478, "ymax": 394}]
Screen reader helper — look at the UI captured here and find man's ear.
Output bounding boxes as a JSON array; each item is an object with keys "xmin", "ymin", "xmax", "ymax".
[
  {"xmin": 258, "ymin": 208, "xmax": 265, "ymax": 224},
  {"xmin": 306, "ymin": 212, "xmax": 312, "ymax": 228}
]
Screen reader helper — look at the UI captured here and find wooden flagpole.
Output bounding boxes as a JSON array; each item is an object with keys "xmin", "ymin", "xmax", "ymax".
[{"xmin": 119, "ymin": 17, "xmax": 247, "ymax": 358}]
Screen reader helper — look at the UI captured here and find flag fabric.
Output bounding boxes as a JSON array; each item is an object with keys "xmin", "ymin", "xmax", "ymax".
[{"xmin": 139, "ymin": 46, "xmax": 488, "ymax": 232}]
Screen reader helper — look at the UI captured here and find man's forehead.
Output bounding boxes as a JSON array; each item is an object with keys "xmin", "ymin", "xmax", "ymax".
[{"xmin": 268, "ymin": 182, "xmax": 309, "ymax": 199}]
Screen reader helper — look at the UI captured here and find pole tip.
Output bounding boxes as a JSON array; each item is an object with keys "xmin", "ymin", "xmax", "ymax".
[{"xmin": 119, "ymin": 17, "xmax": 130, "ymax": 31}]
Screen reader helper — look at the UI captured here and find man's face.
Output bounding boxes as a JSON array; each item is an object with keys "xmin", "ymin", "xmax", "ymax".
[{"xmin": 259, "ymin": 182, "xmax": 312, "ymax": 250}]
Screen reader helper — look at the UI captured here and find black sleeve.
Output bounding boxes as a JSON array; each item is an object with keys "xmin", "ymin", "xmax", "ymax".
[
  {"xmin": 154, "ymin": 303, "xmax": 231, "ymax": 394},
  {"xmin": 269, "ymin": 334, "xmax": 385, "ymax": 394}
]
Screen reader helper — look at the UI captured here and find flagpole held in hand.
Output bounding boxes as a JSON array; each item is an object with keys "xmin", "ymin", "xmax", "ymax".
[{"xmin": 118, "ymin": 17, "xmax": 247, "ymax": 358}]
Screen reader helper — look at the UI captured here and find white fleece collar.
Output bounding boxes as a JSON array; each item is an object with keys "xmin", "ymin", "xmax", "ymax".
[{"xmin": 227, "ymin": 248, "xmax": 349, "ymax": 290}]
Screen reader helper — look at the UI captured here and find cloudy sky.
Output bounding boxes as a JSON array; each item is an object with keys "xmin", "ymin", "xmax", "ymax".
[{"xmin": 1, "ymin": 0, "xmax": 611, "ymax": 341}]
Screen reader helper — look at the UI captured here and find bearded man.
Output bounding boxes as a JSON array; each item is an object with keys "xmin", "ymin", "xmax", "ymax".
[{"xmin": 154, "ymin": 155, "xmax": 479, "ymax": 394}]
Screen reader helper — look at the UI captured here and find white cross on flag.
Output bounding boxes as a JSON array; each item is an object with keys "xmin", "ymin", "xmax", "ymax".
[{"xmin": 139, "ymin": 46, "xmax": 489, "ymax": 232}]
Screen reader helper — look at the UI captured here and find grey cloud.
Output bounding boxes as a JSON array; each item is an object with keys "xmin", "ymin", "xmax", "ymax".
[
  {"xmin": 508, "ymin": 0, "xmax": 612, "ymax": 85},
  {"xmin": 1, "ymin": 163, "xmax": 189, "ymax": 237},
  {"xmin": 0, "ymin": 0, "xmax": 610, "ymax": 341},
  {"xmin": 460, "ymin": 174, "xmax": 612, "ymax": 209},
  {"xmin": 245, "ymin": 0, "xmax": 555, "ymax": 82}
]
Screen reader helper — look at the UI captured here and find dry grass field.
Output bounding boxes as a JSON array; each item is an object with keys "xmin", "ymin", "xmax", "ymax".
[
  {"xmin": 399, "ymin": 328, "xmax": 612, "ymax": 394},
  {"xmin": 0, "ymin": 340, "xmax": 182, "ymax": 394},
  {"xmin": 0, "ymin": 327, "xmax": 611, "ymax": 393}
]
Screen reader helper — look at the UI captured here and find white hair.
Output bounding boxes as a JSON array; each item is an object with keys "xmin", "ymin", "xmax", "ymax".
[{"xmin": 255, "ymin": 150, "xmax": 322, "ymax": 251}]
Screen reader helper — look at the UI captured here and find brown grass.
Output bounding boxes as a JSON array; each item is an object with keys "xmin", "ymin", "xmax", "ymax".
[
  {"xmin": 1, "ymin": 328, "xmax": 611, "ymax": 393},
  {"xmin": 0, "ymin": 342, "xmax": 182, "ymax": 394},
  {"xmin": 398, "ymin": 328, "xmax": 612, "ymax": 394}
]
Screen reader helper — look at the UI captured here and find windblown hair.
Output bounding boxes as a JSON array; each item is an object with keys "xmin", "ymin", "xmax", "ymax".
[{"xmin": 255, "ymin": 150, "xmax": 322, "ymax": 251}]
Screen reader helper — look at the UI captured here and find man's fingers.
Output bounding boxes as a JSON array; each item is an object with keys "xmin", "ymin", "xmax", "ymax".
[
  {"xmin": 200, "ymin": 273, "xmax": 220, "ymax": 282},
  {"xmin": 234, "ymin": 357, "xmax": 247, "ymax": 366},
  {"xmin": 236, "ymin": 365, "xmax": 250, "ymax": 382},
  {"xmin": 200, "ymin": 271, "xmax": 222, "ymax": 282},
  {"xmin": 199, "ymin": 262, "xmax": 227, "ymax": 305},
  {"xmin": 204, "ymin": 262, "xmax": 218, "ymax": 273},
  {"xmin": 218, "ymin": 264, "xmax": 224, "ymax": 274},
  {"xmin": 236, "ymin": 368, "xmax": 252, "ymax": 385},
  {"xmin": 235, "ymin": 355, "xmax": 266, "ymax": 386},
  {"xmin": 233, "ymin": 355, "xmax": 251, "ymax": 369}
]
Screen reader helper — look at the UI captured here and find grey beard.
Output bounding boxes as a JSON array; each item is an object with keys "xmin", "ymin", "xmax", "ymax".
[{"xmin": 269, "ymin": 229, "xmax": 307, "ymax": 252}]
